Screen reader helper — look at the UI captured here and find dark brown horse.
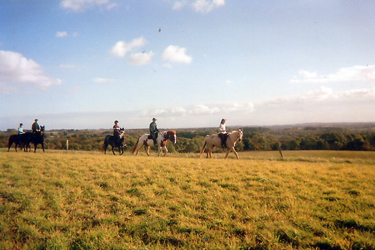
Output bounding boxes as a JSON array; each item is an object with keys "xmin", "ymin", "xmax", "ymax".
[
  {"xmin": 7, "ymin": 132, "xmax": 33, "ymax": 152},
  {"xmin": 31, "ymin": 126, "xmax": 45, "ymax": 152},
  {"xmin": 103, "ymin": 129, "xmax": 126, "ymax": 155}
]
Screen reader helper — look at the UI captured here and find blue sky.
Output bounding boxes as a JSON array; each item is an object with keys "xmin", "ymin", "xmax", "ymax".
[{"xmin": 1, "ymin": 0, "xmax": 375, "ymax": 130}]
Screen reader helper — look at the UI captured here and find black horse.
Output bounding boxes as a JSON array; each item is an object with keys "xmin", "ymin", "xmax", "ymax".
[
  {"xmin": 30, "ymin": 126, "xmax": 45, "ymax": 153},
  {"xmin": 7, "ymin": 134, "xmax": 22, "ymax": 152},
  {"xmin": 7, "ymin": 132, "xmax": 33, "ymax": 152},
  {"xmin": 103, "ymin": 129, "xmax": 126, "ymax": 155}
]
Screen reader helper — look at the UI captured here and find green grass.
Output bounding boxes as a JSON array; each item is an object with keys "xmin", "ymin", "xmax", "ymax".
[{"xmin": 0, "ymin": 150, "xmax": 375, "ymax": 249}]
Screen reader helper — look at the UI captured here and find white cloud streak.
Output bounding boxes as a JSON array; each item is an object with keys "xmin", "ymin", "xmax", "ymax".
[
  {"xmin": 128, "ymin": 51, "xmax": 154, "ymax": 66},
  {"xmin": 2, "ymin": 86, "xmax": 375, "ymax": 129},
  {"xmin": 60, "ymin": 0, "xmax": 116, "ymax": 12},
  {"xmin": 173, "ymin": 0, "xmax": 225, "ymax": 13},
  {"xmin": 110, "ymin": 37, "xmax": 147, "ymax": 58},
  {"xmin": 92, "ymin": 78, "xmax": 116, "ymax": 83},
  {"xmin": 0, "ymin": 50, "xmax": 62, "ymax": 94},
  {"xmin": 162, "ymin": 45, "xmax": 192, "ymax": 64},
  {"xmin": 291, "ymin": 65, "xmax": 375, "ymax": 83},
  {"xmin": 56, "ymin": 31, "xmax": 68, "ymax": 38}
]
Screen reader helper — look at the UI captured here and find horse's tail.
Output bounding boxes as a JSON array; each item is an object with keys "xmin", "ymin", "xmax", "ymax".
[
  {"xmin": 131, "ymin": 137, "xmax": 140, "ymax": 154},
  {"xmin": 7, "ymin": 136, "xmax": 13, "ymax": 152},
  {"xmin": 199, "ymin": 139, "xmax": 207, "ymax": 158},
  {"xmin": 102, "ymin": 142, "xmax": 107, "ymax": 154},
  {"xmin": 102, "ymin": 136, "xmax": 109, "ymax": 154}
]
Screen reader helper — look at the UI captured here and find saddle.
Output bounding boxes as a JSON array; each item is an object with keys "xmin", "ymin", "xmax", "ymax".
[{"xmin": 148, "ymin": 133, "xmax": 158, "ymax": 140}]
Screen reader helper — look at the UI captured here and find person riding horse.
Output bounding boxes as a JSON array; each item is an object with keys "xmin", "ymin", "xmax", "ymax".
[
  {"xmin": 218, "ymin": 118, "xmax": 228, "ymax": 148},
  {"xmin": 18, "ymin": 123, "xmax": 24, "ymax": 135},
  {"xmin": 113, "ymin": 120, "xmax": 122, "ymax": 145},
  {"xmin": 31, "ymin": 119, "xmax": 40, "ymax": 133},
  {"xmin": 149, "ymin": 118, "xmax": 159, "ymax": 146}
]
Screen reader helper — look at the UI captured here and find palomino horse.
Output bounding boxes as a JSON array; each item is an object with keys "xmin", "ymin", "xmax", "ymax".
[
  {"xmin": 103, "ymin": 129, "xmax": 126, "ymax": 155},
  {"xmin": 200, "ymin": 128, "xmax": 243, "ymax": 159},
  {"xmin": 131, "ymin": 130, "xmax": 176, "ymax": 156}
]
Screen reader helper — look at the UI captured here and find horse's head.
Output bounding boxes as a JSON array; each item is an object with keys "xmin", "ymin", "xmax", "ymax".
[
  {"xmin": 40, "ymin": 126, "xmax": 45, "ymax": 135},
  {"xmin": 119, "ymin": 128, "xmax": 126, "ymax": 138},
  {"xmin": 237, "ymin": 128, "xmax": 243, "ymax": 142},
  {"xmin": 165, "ymin": 130, "xmax": 177, "ymax": 144}
]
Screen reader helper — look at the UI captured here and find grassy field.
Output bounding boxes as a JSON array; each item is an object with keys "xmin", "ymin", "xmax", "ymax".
[{"xmin": 0, "ymin": 150, "xmax": 374, "ymax": 249}]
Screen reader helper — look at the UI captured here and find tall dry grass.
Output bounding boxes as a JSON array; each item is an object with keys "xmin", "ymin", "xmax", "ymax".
[{"xmin": 0, "ymin": 150, "xmax": 374, "ymax": 249}]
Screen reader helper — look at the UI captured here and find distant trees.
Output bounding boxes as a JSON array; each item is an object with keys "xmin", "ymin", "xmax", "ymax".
[{"xmin": 1, "ymin": 125, "xmax": 375, "ymax": 152}]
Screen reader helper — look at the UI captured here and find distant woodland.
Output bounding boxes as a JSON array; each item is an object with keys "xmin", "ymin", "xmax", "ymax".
[{"xmin": 2, "ymin": 123, "xmax": 375, "ymax": 152}]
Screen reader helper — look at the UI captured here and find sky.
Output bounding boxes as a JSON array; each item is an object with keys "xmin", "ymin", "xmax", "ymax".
[{"xmin": 1, "ymin": 0, "xmax": 375, "ymax": 130}]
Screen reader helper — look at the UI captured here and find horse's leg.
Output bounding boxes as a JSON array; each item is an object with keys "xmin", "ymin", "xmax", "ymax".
[
  {"xmin": 163, "ymin": 146, "xmax": 168, "ymax": 157},
  {"xmin": 146, "ymin": 146, "xmax": 150, "ymax": 156},
  {"xmin": 134, "ymin": 144, "xmax": 141, "ymax": 155},
  {"xmin": 158, "ymin": 146, "xmax": 161, "ymax": 157},
  {"xmin": 112, "ymin": 146, "xmax": 116, "ymax": 155},
  {"xmin": 42, "ymin": 143, "xmax": 45, "ymax": 152},
  {"xmin": 232, "ymin": 148, "xmax": 239, "ymax": 159},
  {"xmin": 225, "ymin": 148, "xmax": 232, "ymax": 159},
  {"xmin": 199, "ymin": 142, "xmax": 207, "ymax": 158}
]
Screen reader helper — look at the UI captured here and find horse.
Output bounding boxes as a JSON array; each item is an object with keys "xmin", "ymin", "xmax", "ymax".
[
  {"xmin": 20, "ymin": 132, "xmax": 33, "ymax": 152},
  {"xmin": 7, "ymin": 134, "xmax": 22, "ymax": 152},
  {"xmin": 103, "ymin": 129, "xmax": 126, "ymax": 155},
  {"xmin": 31, "ymin": 126, "xmax": 45, "ymax": 153},
  {"xmin": 131, "ymin": 130, "xmax": 176, "ymax": 156},
  {"xmin": 6, "ymin": 132, "xmax": 33, "ymax": 152},
  {"xmin": 200, "ymin": 128, "xmax": 243, "ymax": 159}
]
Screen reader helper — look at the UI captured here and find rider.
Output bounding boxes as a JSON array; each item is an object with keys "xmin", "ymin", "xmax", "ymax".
[
  {"xmin": 218, "ymin": 118, "xmax": 228, "ymax": 148},
  {"xmin": 149, "ymin": 118, "xmax": 159, "ymax": 146},
  {"xmin": 18, "ymin": 123, "xmax": 24, "ymax": 135},
  {"xmin": 31, "ymin": 119, "xmax": 40, "ymax": 133},
  {"xmin": 113, "ymin": 120, "xmax": 121, "ymax": 144}
]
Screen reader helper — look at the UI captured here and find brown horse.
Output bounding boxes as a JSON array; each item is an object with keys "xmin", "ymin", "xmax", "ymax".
[
  {"xmin": 200, "ymin": 128, "xmax": 243, "ymax": 159},
  {"xmin": 132, "ymin": 130, "xmax": 176, "ymax": 156}
]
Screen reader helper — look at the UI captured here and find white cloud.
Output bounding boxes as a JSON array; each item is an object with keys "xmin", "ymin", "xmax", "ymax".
[
  {"xmin": 128, "ymin": 51, "xmax": 154, "ymax": 66},
  {"xmin": 3, "ymin": 86, "xmax": 374, "ymax": 129},
  {"xmin": 173, "ymin": 1, "xmax": 186, "ymax": 10},
  {"xmin": 192, "ymin": 0, "xmax": 225, "ymax": 13},
  {"xmin": 189, "ymin": 104, "xmax": 220, "ymax": 115},
  {"xmin": 253, "ymin": 86, "xmax": 375, "ymax": 125},
  {"xmin": 173, "ymin": 0, "xmax": 225, "ymax": 13},
  {"xmin": 162, "ymin": 45, "xmax": 192, "ymax": 64},
  {"xmin": 56, "ymin": 31, "xmax": 68, "ymax": 38},
  {"xmin": 92, "ymin": 78, "xmax": 116, "ymax": 83},
  {"xmin": 110, "ymin": 37, "xmax": 147, "ymax": 58},
  {"xmin": 60, "ymin": 0, "xmax": 116, "ymax": 12},
  {"xmin": 291, "ymin": 65, "xmax": 375, "ymax": 83},
  {"xmin": 0, "ymin": 50, "xmax": 62, "ymax": 94}
]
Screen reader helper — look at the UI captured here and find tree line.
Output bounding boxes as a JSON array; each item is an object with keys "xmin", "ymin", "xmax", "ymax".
[{"xmin": 1, "ymin": 123, "xmax": 375, "ymax": 153}]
